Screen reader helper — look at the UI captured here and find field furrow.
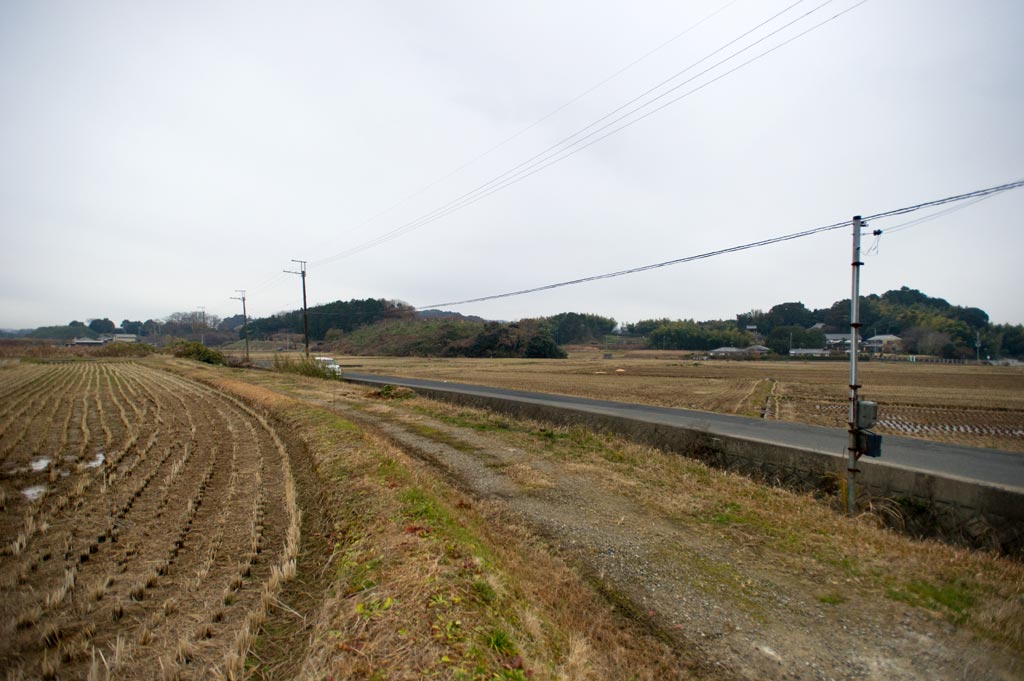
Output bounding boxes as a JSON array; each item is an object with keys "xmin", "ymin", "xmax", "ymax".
[{"xmin": 0, "ymin": 361, "xmax": 299, "ymax": 679}]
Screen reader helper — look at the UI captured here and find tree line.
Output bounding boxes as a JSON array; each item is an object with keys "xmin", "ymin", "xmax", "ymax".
[{"xmin": 6, "ymin": 286, "xmax": 1023, "ymax": 359}]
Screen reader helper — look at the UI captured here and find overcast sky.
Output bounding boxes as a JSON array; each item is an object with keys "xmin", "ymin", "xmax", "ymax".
[{"xmin": 2, "ymin": 0, "xmax": 1022, "ymax": 330}]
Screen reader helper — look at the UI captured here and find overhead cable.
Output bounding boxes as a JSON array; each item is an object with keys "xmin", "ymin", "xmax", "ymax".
[
  {"xmin": 416, "ymin": 178, "xmax": 1024, "ymax": 309},
  {"xmin": 313, "ymin": 0, "xmax": 864, "ymax": 266},
  {"xmin": 302, "ymin": 2, "xmax": 741, "ymax": 266}
]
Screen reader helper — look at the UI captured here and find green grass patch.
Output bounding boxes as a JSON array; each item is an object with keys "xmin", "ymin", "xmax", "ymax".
[
  {"xmin": 886, "ymin": 579, "xmax": 977, "ymax": 616},
  {"xmin": 814, "ymin": 550, "xmax": 861, "ymax": 577},
  {"xmin": 333, "ymin": 541, "xmax": 381, "ymax": 595},
  {"xmin": 298, "ymin": 407, "xmax": 360, "ymax": 434},
  {"xmin": 416, "ymin": 406, "xmax": 516, "ymax": 433},
  {"xmin": 356, "ymin": 595, "xmax": 395, "ymax": 618},
  {"xmin": 483, "ymin": 627, "xmax": 517, "ymax": 656},
  {"xmin": 472, "ymin": 580, "xmax": 497, "ymax": 605},
  {"xmin": 816, "ymin": 593, "xmax": 847, "ymax": 605},
  {"xmin": 710, "ymin": 501, "xmax": 746, "ymax": 525},
  {"xmin": 409, "ymin": 424, "xmax": 478, "ymax": 453},
  {"xmin": 371, "ymin": 384, "xmax": 417, "ymax": 400}
]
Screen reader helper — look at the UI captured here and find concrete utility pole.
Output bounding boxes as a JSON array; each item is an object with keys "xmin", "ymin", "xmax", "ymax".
[
  {"xmin": 284, "ymin": 260, "xmax": 310, "ymax": 358},
  {"xmin": 847, "ymin": 216, "xmax": 882, "ymax": 515},
  {"xmin": 198, "ymin": 306, "xmax": 206, "ymax": 346},
  {"xmin": 231, "ymin": 290, "xmax": 250, "ymax": 362}
]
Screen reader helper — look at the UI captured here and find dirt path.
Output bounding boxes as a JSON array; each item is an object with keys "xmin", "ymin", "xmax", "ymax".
[{"xmin": 316, "ymin": 395, "xmax": 1022, "ymax": 681}]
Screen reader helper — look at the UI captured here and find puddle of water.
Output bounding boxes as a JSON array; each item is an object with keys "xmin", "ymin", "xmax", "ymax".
[
  {"xmin": 30, "ymin": 457, "xmax": 52, "ymax": 473},
  {"xmin": 87, "ymin": 452, "xmax": 105, "ymax": 469},
  {"xmin": 21, "ymin": 485, "xmax": 47, "ymax": 502}
]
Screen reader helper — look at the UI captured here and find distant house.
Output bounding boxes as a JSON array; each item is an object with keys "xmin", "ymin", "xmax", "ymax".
[
  {"xmin": 824, "ymin": 333, "xmax": 858, "ymax": 352},
  {"xmin": 745, "ymin": 345, "xmax": 771, "ymax": 357},
  {"xmin": 864, "ymin": 334, "xmax": 902, "ymax": 354},
  {"xmin": 789, "ymin": 348, "xmax": 829, "ymax": 358},
  {"xmin": 709, "ymin": 347, "xmax": 744, "ymax": 358},
  {"xmin": 808, "ymin": 322, "xmax": 826, "ymax": 331},
  {"xmin": 71, "ymin": 337, "xmax": 105, "ymax": 346},
  {"xmin": 111, "ymin": 334, "xmax": 138, "ymax": 344}
]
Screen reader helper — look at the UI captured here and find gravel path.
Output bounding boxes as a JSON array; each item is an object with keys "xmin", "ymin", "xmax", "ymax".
[{"xmin": 336, "ymin": 399, "xmax": 1022, "ymax": 681}]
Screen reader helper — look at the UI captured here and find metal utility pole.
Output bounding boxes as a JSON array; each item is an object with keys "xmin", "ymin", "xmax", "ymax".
[
  {"xmin": 284, "ymin": 260, "xmax": 310, "ymax": 358},
  {"xmin": 847, "ymin": 216, "xmax": 882, "ymax": 515},
  {"xmin": 231, "ymin": 290, "xmax": 250, "ymax": 362}
]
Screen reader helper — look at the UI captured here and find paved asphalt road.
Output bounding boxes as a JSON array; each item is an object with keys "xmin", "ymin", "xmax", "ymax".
[{"xmin": 343, "ymin": 372, "xmax": 1024, "ymax": 492}]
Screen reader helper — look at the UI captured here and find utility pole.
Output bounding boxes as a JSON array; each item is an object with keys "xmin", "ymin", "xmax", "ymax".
[
  {"xmin": 976, "ymin": 331, "xmax": 981, "ymax": 364},
  {"xmin": 198, "ymin": 306, "xmax": 206, "ymax": 346},
  {"xmin": 231, "ymin": 290, "xmax": 250, "ymax": 362},
  {"xmin": 284, "ymin": 260, "xmax": 310, "ymax": 358},
  {"xmin": 847, "ymin": 216, "xmax": 882, "ymax": 515}
]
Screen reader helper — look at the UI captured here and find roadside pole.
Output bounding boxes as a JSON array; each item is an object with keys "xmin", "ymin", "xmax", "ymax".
[
  {"xmin": 231, "ymin": 290, "xmax": 250, "ymax": 362},
  {"xmin": 847, "ymin": 218, "xmax": 864, "ymax": 515},
  {"xmin": 847, "ymin": 216, "xmax": 882, "ymax": 515},
  {"xmin": 284, "ymin": 260, "xmax": 310, "ymax": 358}
]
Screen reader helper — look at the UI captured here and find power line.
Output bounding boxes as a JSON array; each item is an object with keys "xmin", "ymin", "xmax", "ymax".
[
  {"xmin": 313, "ymin": 0, "xmax": 863, "ymax": 266},
  {"xmin": 416, "ymin": 178, "xmax": 1024, "ymax": 309},
  {"xmin": 299, "ymin": 0, "xmax": 741, "ymax": 264},
  {"xmin": 434, "ymin": 0, "xmax": 869, "ymax": 221},
  {"xmin": 882, "ymin": 194, "xmax": 996, "ymax": 235}
]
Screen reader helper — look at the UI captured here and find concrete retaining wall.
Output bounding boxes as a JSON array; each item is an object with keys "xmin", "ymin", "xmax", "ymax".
[{"xmin": 350, "ymin": 378, "xmax": 1024, "ymax": 555}]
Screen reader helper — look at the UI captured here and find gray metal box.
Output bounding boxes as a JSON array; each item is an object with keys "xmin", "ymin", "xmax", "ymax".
[{"xmin": 857, "ymin": 400, "xmax": 878, "ymax": 430}]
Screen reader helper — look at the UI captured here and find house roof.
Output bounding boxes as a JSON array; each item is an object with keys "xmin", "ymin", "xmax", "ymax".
[
  {"xmin": 746, "ymin": 345, "xmax": 771, "ymax": 352},
  {"xmin": 710, "ymin": 346, "xmax": 743, "ymax": 353},
  {"xmin": 866, "ymin": 334, "xmax": 901, "ymax": 341}
]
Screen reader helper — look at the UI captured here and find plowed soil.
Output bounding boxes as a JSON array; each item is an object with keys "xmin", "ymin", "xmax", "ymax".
[{"xmin": 0, "ymin": 361, "xmax": 299, "ymax": 679}]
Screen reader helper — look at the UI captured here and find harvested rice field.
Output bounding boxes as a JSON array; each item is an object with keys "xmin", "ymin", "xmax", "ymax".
[
  {"xmin": 304, "ymin": 348, "xmax": 1024, "ymax": 452},
  {"xmin": 0, "ymin": 361, "xmax": 300, "ymax": 678}
]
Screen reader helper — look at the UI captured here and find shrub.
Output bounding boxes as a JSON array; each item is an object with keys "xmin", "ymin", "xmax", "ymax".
[
  {"xmin": 170, "ymin": 341, "xmax": 225, "ymax": 365},
  {"xmin": 369, "ymin": 385, "xmax": 416, "ymax": 400},
  {"xmin": 272, "ymin": 355, "xmax": 338, "ymax": 379}
]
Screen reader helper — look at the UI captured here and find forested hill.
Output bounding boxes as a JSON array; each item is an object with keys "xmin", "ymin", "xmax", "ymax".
[
  {"xmin": 626, "ymin": 286, "xmax": 1023, "ymax": 359},
  {"xmin": 247, "ymin": 298, "xmax": 414, "ymax": 340},
  {"xmin": 6, "ymin": 287, "xmax": 1022, "ymax": 359}
]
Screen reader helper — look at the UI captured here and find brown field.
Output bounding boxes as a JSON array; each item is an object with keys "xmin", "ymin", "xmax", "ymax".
[
  {"xmin": 1, "ymin": 358, "xmax": 711, "ymax": 679},
  {"xmin": 0, "ymin": 361, "xmax": 300, "ymax": 678},
  {"xmin": 4, "ymin": 355, "xmax": 1024, "ymax": 679},
  {"xmin": 278, "ymin": 347, "xmax": 1024, "ymax": 452}
]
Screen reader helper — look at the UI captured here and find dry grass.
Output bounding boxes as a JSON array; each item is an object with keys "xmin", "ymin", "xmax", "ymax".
[
  {"xmin": 404, "ymin": 397, "xmax": 1024, "ymax": 651},
  {"xmin": 166, "ymin": 361, "xmax": 696, "ymax": 679},
  {"xmin": 327, "ymin": 351, "xmax": 1024, "ymax": 451},
  {"xmin": 154, "ymin": 358, "xmax": 1024, "ymax": 673}
]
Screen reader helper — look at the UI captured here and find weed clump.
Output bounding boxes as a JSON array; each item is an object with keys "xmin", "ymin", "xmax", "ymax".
[
  {"xmin": 170, "ymin": 341, "xmax": 224, "ymax": 365},
  {"xmin": 369, "ymin": 384, "xmax": 417, "ymax": 400},
  {"xmin": 272, "ymin": 355, "xmax": 338, "ymax": 379}
]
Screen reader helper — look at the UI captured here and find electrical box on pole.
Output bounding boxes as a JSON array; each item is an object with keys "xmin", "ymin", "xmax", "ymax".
[
  {"xmin": 856, "ymin": 400, "xmax": 878, "ymax": 430},
  {"xmin": 846, "ymin": 217, "xmax": 884, "ymax": 514}
]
